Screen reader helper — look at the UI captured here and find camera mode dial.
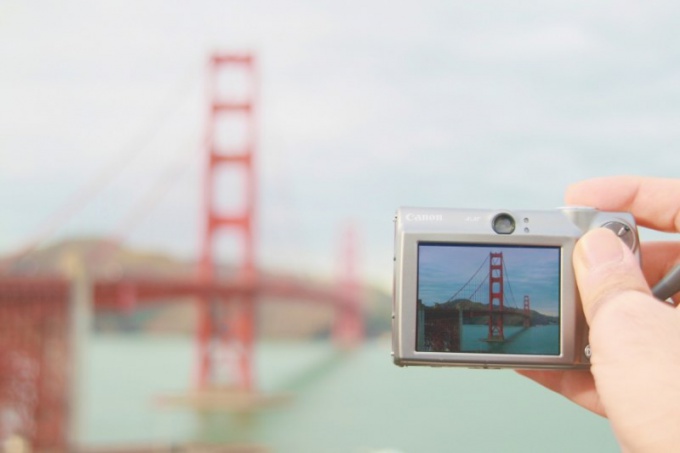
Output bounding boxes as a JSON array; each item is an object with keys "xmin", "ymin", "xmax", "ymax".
[{"xmin": 602, "ymin": 221, "xmax": 637, "ymax": 252}]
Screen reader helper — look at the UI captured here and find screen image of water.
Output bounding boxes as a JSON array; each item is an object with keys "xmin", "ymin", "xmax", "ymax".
[{"xmin": 461, "ymin": 324, "xmax": 559, "ymax": 355}]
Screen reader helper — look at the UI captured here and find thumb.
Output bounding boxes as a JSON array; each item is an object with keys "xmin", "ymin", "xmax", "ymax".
[
  {"xmin": 574, "ymin": 228, "xmax": 680, "ymax": 451},
  {"xmin": 573, "ymin": 227, "xmax": 650, "ymax": 324}
]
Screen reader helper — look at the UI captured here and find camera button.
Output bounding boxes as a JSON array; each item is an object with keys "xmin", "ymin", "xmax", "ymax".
[
  {"xmin": 602, "ymin": 221, "xmax": 637, "ymax": 251},
  {"xmin": 584, "ymin": 344, "xmax": 592, "ymax": 359}
]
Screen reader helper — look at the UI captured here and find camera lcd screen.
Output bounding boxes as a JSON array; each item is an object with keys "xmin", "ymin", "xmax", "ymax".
[{"xmin": 416, "ymin": 243, "xmax": 561, "ymax": 355}]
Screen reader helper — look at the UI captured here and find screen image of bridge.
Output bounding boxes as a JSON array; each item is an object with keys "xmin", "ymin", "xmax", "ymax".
[{"xmin": 416, "ymin": 243, "xmax": 560, "ymax": 355}]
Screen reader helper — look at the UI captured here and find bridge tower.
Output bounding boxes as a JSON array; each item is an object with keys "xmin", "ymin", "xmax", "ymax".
[
  {"xmin": 488, "ymin": 252, "xmax": 504, "ymax": 342},
  {"xmin": 196, "ymin": 53, "xmax": 258, "ymax": 391},
  {"xmin": 332, "ymin": 224, "xmax": 364, "ymax": 347},
  {"xmin": 523, "ymin": 295, "xmax": 531, "ymax": 328}
]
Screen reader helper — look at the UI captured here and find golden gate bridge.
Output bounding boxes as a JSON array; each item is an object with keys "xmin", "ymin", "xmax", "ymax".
[
  {"xmin": 0, "ymin": 53, "xmax": 364, "ymax": 452},
  {"xmin": 419, "ymin": 252, "xmax": 532, "ymax": 353}
]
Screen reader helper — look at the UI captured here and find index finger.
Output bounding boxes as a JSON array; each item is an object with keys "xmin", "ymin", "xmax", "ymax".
[{"xmin": 565, "ymin": 176, "xmax": 680, "ymax": 233}]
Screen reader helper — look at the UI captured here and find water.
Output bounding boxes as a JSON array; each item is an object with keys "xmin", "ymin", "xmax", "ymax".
[
  {"xmin": 80, "ymin": 334, "xmax": 618, "ymax": 452},
  {"xmin": 461, "ymin": 325, "xmax": 559, "ymax": 355}
]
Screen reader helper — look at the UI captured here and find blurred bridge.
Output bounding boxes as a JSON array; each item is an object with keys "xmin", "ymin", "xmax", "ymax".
[{"xmin": 0, "ymin": 53, "xmax": 363, "ymax": 452}]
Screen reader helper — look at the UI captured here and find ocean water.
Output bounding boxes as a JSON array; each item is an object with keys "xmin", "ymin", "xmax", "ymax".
[
  {"xmin": 461, "ymin": 324, "xmax": 559, "ymax": 355},
  {"xmin": 80, "ymin": 334, "xmax": 618, "ymax": 453}
]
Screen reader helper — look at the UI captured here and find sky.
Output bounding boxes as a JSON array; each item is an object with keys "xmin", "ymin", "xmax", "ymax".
[
  {"xmin": 418, "ymin": 244, "xmax": 560, "ymax": 316},
  {"xmin": 1, "ymin": 1, "xmax": 680, "ymax": 290}
]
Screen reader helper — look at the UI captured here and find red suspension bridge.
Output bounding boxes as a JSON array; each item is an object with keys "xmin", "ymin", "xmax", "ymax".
[
  {"xmin": 419, "ymin": 252, "xmax": 532, "ymax": 353},
  {"xmin": 0, "ymin": 53, "xmax": 364, "ymax": 452}
]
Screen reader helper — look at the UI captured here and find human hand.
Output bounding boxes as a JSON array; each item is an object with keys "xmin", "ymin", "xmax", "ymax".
[{"xmin": 519, "ymin": 176, "xmax": 680, "ymax": 452}]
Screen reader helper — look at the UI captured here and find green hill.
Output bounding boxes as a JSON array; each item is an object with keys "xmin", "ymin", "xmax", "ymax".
[
  {"xmin": 425, "ymin": 299, "xmax": 558, "ymax": 326},
  {"xmin": 2, "ymin": 237, "xmax": 392, "ymax": 339}
]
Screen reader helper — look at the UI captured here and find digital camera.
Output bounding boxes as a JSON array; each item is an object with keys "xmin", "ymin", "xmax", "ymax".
[{"xmin": 392, "ymin": 207, "xmax": 639, "ymax": 369}]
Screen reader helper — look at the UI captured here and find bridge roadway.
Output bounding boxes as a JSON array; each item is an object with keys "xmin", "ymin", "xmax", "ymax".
[
  {"xmin": 0, "ymin": 275, "xmax": 356, "ymax": 311},
  {"xmin": 96, "ymin": 275, "xmax": 355, "ymax": 310},
  {"xmin": 461, "ymin": 308, "xmax": 529, "ymax": 319}
]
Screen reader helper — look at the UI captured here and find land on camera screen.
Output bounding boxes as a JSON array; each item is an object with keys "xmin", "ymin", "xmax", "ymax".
[{"xmin": 416, "ymin": 243, "xmax": 560, "ymax": 355}]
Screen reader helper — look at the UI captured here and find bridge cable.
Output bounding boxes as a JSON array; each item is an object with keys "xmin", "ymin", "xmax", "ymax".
[
  {"xmin": 468, "ymin": 271, "xmax": 489, "ymax": 304},
  {"xmin": 87, "ymin": 134, "xmax": 202, "ymax": 265},
  {"xmin": 446, "ymin": 255, "xmax": 489, "ymax": 304},
  {"xmin": 0, "ymin": 65, "xmax": 201, "ymax": 269},
  {"xmin": 502, "ymin": 258, "xmax": 518, "ymax": 308}
]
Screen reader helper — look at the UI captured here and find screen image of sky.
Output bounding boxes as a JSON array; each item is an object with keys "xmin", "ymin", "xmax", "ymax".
[{"xmin": 418, "ymin": 244, "xmax": 560, "ymax": 317}]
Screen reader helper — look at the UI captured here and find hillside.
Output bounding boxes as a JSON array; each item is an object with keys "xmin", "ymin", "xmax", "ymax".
[
  {"xmin": 426, "ymin": 299, "xmax": 558, "ymax": 326},
  {"xmin": 2, "ymin": 237, "xmax": 392, "ymax": 339}
]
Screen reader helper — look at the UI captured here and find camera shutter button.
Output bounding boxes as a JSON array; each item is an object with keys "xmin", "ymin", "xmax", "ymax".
[{"xmin": 601, "ymin": 221, "xmax": 637, "ymax": 251}]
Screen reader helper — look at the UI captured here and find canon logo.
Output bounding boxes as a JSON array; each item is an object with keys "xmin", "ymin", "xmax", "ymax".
[{"xmin": 406, "ymin": 213, "xmax": 443, "ymax": 222}]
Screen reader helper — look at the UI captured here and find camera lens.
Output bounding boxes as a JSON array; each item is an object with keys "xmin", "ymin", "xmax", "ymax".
[{"xmin": 492, "ymin": 213, "xmax": 515, "ymax": 234}]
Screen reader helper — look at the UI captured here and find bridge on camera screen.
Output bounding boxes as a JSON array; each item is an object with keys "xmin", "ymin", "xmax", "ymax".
[{"xmin": 420, "ymin": 252, "xmax": 532, "ymax": 352}]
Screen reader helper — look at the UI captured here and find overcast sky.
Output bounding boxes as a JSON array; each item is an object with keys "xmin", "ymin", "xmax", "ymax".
[{"xmin": 1, "ymin": 1, "xmax": 680, "ymax": 289}]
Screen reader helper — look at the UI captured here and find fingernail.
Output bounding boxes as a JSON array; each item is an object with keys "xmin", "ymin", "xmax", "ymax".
[{"xmin": 576, "ymin": 228, "xmax": 625, "ymax": 269}]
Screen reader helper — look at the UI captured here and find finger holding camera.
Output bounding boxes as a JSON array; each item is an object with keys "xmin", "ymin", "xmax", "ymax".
[
  {"xmin": 524, "ymin": 176, "xmax": 680, "ymax": 452},
  {"xmin": 567, "ymin": 175, "xmax": 680, "ymax": 302}
]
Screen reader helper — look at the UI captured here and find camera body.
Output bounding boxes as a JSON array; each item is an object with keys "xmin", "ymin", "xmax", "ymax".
[{"xmin": 392, "ymin": 206, "xmax": 639, "ymax": 370}]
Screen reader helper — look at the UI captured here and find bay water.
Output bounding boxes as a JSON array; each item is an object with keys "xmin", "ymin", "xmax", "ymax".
[{"xmin": 80, "ymin": 334, "xmax": 617, "ymax": 452}]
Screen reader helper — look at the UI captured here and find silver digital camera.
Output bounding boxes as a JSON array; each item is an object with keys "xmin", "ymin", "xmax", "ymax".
[{"xmin": 392, "ymin": 206, "xmax": 639, "ymax": 369}]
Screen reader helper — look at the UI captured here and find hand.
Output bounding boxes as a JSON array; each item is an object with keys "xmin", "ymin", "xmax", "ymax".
[{"xmin": 519, "ymin": 176, "xmax": 680, "ymax": 452}]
